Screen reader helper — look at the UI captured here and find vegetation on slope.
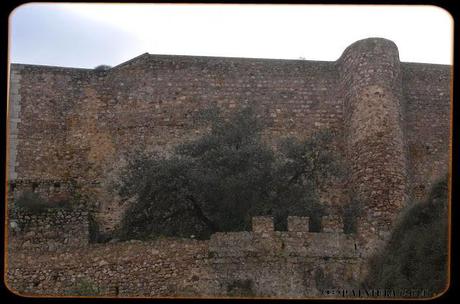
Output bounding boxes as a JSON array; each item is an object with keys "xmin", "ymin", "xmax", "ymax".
[{"xmin": 363, "ymin": 176, "xmax": 449, "ymax": 297}]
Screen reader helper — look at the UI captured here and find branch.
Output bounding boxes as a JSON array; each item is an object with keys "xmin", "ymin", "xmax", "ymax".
[
  {"xmin": 186, "ymin": 195, "xmax": 219, "ymax": 232},
  {"xmin": 161, "ymin": 207, "xmax": 193, "ymax": 222}
]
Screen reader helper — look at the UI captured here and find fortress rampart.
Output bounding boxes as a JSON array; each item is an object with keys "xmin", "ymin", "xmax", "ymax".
[
  {"xmin": 7, "ymin": 38, "xmax": 450, "ymax": 235},
  {"xmin": 6, "ymin": 38, "xmax": 451, "ymax": 297},
  {"xmin": 8, "ymin": 215, "xmax": 363, "ymax": 297}
]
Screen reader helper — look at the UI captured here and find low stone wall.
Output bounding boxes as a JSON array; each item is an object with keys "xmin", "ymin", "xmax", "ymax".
[
  {"xmin": 7, "ymin": 216, "xmax": 364, "ymax": 298},
  {"xmin": 7, "ymin": 240, "xmax": 212, "ymax": 297},
  {"xmin": 8, "ymin": 207, "xmax": 89, "ymax": 252},
  {"xmin": 206, "ymin": 216, "xmax": 362, "ymax": 297}
]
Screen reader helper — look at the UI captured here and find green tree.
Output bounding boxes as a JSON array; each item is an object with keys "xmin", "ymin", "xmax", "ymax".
[
  {"xmin": 117, "ymin": 107, "xmax": 342, "ymax": 240},
  {"xmin": 363, "ymin": 176, "xmax": 449, "ymax": 297},
  {"xmin": 268, "ymin": 130, "xmax": 344, "ymax": 230}
]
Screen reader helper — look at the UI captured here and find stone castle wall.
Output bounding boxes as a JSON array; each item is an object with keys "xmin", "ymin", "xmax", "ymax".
[
  {"xmin": 10, "ymin": 52, "xmax": 344, "ymax": 180},
  {"xmin": 7, "ymin": 38, "xmax": 450, "ymax": 234},
  {"xmin": 6, "ymin": 38, "xmax": 451, "ymax": 297},
  {"xmin": 7, "ymin": 65, "xmax": 99, "ymax": 181},
  {"xmin": 7, "ymin": 216, "xmax": 363, "ymax": 297},
  {"xmin": 8, "ymin": 207, "xmax": 89, "ymax": 253},
  {"xmin": 9, "ymin": 53, "xmax": 349, "ymax": 231},
  {"xmin": 402, "ymin": 63, "xmax": 451, "ymax": 201}
]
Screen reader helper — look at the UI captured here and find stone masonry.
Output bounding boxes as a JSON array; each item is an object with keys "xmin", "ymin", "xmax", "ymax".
[
  {"xmin": 6, "ymin": 38, "xmax": 451, "ymax": 297},
  {"xmin": 7, "ymin": 216, "xmax": 362, "ymax": 297}
]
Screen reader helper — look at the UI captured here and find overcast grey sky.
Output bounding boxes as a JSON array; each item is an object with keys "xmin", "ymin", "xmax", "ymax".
[{"xmin": 10, "ymin": 3, "xmax": 453, "ymax": 68}]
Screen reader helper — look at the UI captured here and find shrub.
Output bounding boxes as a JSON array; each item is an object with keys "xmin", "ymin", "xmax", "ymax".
[
  {"xmin": 15, "ymin": 192, "xmax": 74, "ymax": 214},
  {"xmin": 15, "ymin": 192, "xmax": 51, "ymax": 213},
  {"xmin": 362, "ymin": 176, "xmax": 449, "ymax": 297},
  {"xmin": 117, "ymin": 106, "xmax": 343, "ymax": 240},
  {"xmin": 94, "ymin": 65, "xmax": 111, "ymax": 71}
]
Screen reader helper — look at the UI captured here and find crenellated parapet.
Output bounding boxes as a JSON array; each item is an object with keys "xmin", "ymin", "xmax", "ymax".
[
  {"xmin": 207, "ymin": 216, "xmax": 364, "ymax": 296},
  {"xmin": 8, "ymin": 213, "xmax": 360, "ymax": 259},
  {"xmin": 251, "ymin": 215, "xmax": 345, "ymax": 234},
  {"xmin": 209, "ymin": 216, "xmax": 360, "ymax": 259}
]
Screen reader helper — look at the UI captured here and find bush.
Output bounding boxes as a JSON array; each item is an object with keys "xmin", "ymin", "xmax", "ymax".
[
  {"xmin": 363, "ymin": 176, "xmax": 449, "ymax": 297},
  {"xmin": 117, "ymin": 106, "xmax": 343, "ymax": 240},
  {"xmin": 15, "ymin": 192, "xmax": 73, "ymax": 214},
  {"xmin": 15, "ymin": 192, "xmax": 51, "ymax": 213},
  {"xmin": 94, "ymin": 65, "xmax": 111, "ymax": 71}
]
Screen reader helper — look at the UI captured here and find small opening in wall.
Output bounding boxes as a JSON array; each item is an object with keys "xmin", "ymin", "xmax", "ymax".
[
  {"xmin": 54, "ymin": 182, "xmax": 61, "ymax": 189},
  {"xmin": 10, "ymin": 182, "xmax": 16, "ymax": 192},
  {"xmin": 32, "ymin": 182, "xmax": 38, "ymax": 192}
]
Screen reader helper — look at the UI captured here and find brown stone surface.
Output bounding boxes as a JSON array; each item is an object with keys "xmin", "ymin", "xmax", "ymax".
[
  {"xmin": 7, "ymin": 216, "xmax": 362, "ymax": 297},
  {"xmin": 7, "ymin": 38, "xmax": 450, "ymax": 233},
  {"xmin": 8, "ymin": 208, "xmax": 89, "ymax": 253},
  {"xmin": 6, "ymin": 38, "xmax": 451, "ymax": 297}
]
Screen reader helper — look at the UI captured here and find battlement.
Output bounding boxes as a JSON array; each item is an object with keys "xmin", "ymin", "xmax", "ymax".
[
  {"xmin": 9, "ymin": 213, "xmax": 352, "ymax": 253},
  {"xmin": 252, "ymin": 215, "xmax": 344, "ymax": 233},
  {"xmin": 8, "ymin": 214, "xmax": 363, "ymax": 297},
  {"xmin": 210, "ymin": 216, "xmax": 359, "ymax": 259}
]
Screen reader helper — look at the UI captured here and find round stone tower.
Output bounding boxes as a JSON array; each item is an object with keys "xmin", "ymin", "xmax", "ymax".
[{"xmin": 337, "ymin": 38, "xmax": 408, "ymax": 251}]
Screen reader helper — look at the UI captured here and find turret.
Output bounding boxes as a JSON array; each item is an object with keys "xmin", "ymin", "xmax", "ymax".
[{"xmin": 337, "ymin": 38, "xmax": 408, "ymax": 247}]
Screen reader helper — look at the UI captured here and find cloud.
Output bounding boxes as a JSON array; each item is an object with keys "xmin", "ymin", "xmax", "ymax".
[
  {"xmin": 10, "ymin": 4, "xmax": 453, "ymax": 67},
  {"xmin": 10, "ymin": 4, "xmax": 142, "ymax": 68}
]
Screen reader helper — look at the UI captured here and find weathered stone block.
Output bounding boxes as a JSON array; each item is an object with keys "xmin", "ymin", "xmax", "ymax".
[
  {"xmin": 322, "ymin": 215, "xmax": 344, "ymax": 233},
  {"xmin": 287, "ymin": 216, "xmax": 309, "ymax": 232},
  {"xmin": 252, "ymin": 216, "xmax": 274, "ymax": 233}
]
